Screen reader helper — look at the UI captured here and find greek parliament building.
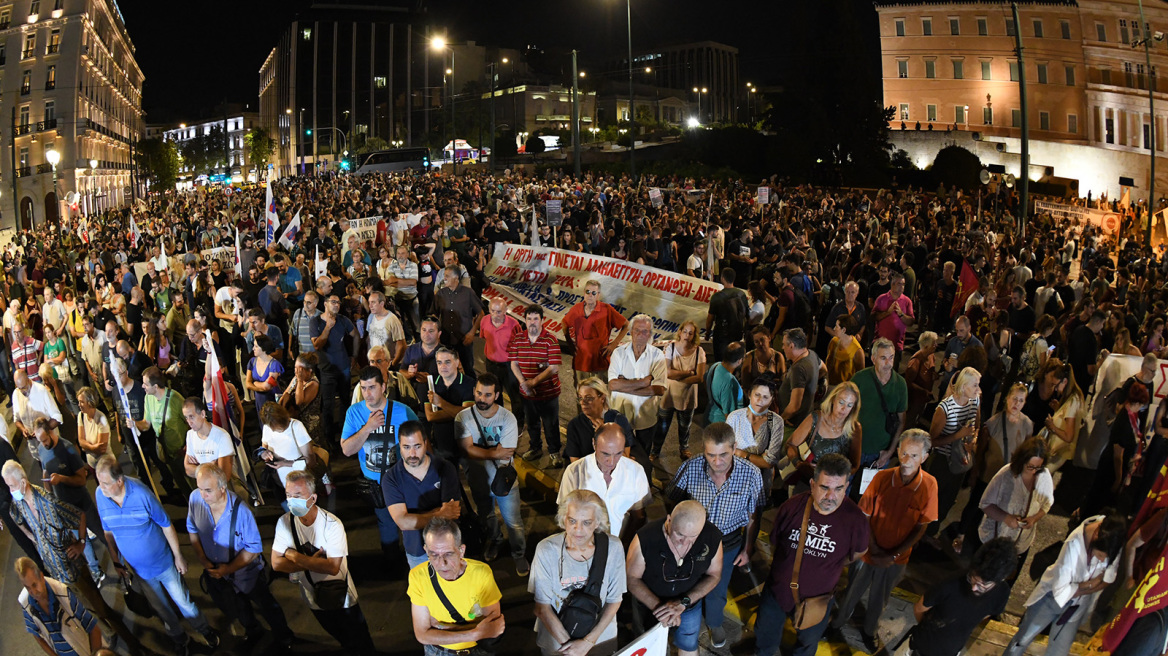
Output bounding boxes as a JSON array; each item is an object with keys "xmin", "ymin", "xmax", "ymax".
[
  {"xmin": 0, "ymin": 0, "xmax": 141, "ymax": 230},
  {"xmin": 877, "ymin": 0, "xmax": 1168, "ymax": 200}
]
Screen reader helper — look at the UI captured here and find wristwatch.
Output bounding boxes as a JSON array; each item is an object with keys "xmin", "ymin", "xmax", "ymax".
[{"xmin": 679, "ymin": 596, "xmax": 693, "ymax": 609}]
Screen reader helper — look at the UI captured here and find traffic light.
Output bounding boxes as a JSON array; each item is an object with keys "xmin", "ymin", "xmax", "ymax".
[
  {"xmin": 339, "ymin": 159, "xmax": 351, "ymax": 171},
  {"xmin": 305, "ymin": 129, "xmax": 312, "ymax": 136}
]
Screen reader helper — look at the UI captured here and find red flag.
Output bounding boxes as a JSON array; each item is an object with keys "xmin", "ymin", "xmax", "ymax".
[{"xmin": 951, "ymin": 260, "xmax": 979, "ymax": 318}]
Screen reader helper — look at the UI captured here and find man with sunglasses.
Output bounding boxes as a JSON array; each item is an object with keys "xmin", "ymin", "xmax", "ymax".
[{"xmin": 563, "ymin": 280, "xmax": 629, "ymax": 387}]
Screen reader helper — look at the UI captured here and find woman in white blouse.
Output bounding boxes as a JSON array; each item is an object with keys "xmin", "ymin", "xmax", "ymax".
[
  {"xmin": 726, "ymin": 379, "xmax": 785, "ymax": 490},
  {"xmin": 1001, "ymin": 514, "xmax": 1126, "ymax": 656},
  {"xmin": 259, "ymin": 402, "xmax": 317, "ymax": 488},
  {"xmin": 978, "ymin": 437, "xmax": 1054, "ymax": 583}
]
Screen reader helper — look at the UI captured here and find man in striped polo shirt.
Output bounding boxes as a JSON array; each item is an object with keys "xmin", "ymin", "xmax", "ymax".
[
  {"xmin": 10, "ymin": 320, "xmax": 42, "ymax": 383},
  {"xmin": 509, "ymin": 304, "xmax": 565, "ymax": 468}
]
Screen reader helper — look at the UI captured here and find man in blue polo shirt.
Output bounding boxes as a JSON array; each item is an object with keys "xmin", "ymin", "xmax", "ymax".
[
  {"xmin": 341, "ymin": 366, "xmax": 418, "ymax": 565},
  {"xmin": 188, "ymin": 463, "xmax": 293, "ymax": 649},
  {"xmin": 382, "ymin": 421, "xmax": 462, "ymax": 569},
  {"xmin": 95, "ymin": 455, "xmax": 219, "ymax": 656}
]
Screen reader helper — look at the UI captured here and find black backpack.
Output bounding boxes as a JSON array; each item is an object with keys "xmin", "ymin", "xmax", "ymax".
[
  {"xmin": 788, "ymin": 287, "xmax": 814, "ymax": 334},
  {"xmin": 557, "ymin": 533, "xmax": 610, "ymax": 640}
]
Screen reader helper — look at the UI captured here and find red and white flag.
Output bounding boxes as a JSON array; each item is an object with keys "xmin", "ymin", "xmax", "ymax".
[{"xmin": 129, "ymin": 214, "xmax": 141, "ymax": 249}]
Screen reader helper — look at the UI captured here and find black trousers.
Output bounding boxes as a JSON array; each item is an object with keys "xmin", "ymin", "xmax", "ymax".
[
  {"xmin": 312, "ymin": 603, "xmax": 375, "ymax": 655},
  {"xmin": 206, "ymin": 571, "xmax": 292, "ymax": 642}
]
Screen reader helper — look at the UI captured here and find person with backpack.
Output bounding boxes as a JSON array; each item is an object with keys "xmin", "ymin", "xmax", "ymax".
[{"xmin": 706, "ymin": 269, "xmax": 748, "ymax": 362}]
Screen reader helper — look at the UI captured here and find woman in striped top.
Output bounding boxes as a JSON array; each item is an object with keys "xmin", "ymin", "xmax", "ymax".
[{"xmin": 926, "ymin": 367, "xmax": 982, "ymax": 543}]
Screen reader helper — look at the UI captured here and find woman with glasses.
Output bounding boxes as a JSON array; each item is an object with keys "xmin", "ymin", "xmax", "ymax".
[
  {"xmin": 654, "ymin": 321, "xmax": 706, "ymax": 462},
  {"xmin": 977, "ymin": 437, "xmax": 1053, "ymax": 582},
  {"xmin": 565, "ymin": 379, "xmax": 633, "ymax": 462},
  {"xmin": 531, "ymin": 489, "xmax": 625, "ymax": 656}
]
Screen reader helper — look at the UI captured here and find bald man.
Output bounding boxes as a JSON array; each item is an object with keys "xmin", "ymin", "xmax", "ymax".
[
  {"xmin": 558, "ymin": 423, "xmax": 650, "ymax": 542},
  {"xmin": 626, "ymin": 501, "xmax": 724, "ymax": 656}
]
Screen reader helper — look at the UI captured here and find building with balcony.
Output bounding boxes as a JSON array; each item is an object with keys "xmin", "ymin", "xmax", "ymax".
[
  {"xmin": 876, "ymin": 0, "xmax": 1168, "ymax": 200},
  {"xmin": 1, "ymin": 0, "xmax": 142, "ymax": 229},
  {"xmin": 486, "ymin": 83, "xmax": 597, "ymax": 141},
  {"xmin": 158, "ymin": 109, "xmax": 260, "ymax": 186}
]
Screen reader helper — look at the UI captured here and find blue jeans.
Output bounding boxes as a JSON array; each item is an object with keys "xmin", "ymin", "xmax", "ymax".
[
  {"xmin": 674, "ymin": 601, "xmax": 704, "ymax": 652},
  {"xmin": 704, "ymin": 540, "xmax": 742, "ymax": 630},
  {"xmin": 755, "ymin": 584, "xmax": 833, "ymax": 656},
  {"xmin": 373, "ymin": 504, "xmax": 401, "ymax": 549},
  {"xmin": 140, "ymin": 562, "xmax": 211, "ymax": 643},
  {"xmin": 1003, "ymin": 592, "xmax": 1086, "ymax": 656},
  {"xmin": 406, "ymin": 551, "xmax": 429, "ymax": 571},
  {"xmin": 74, "ymin": 529, "xmax": 102, "ymax": 580},
  {"xmin": 468, "ymin": 463, "xmax": 527, "ymax": 560}
]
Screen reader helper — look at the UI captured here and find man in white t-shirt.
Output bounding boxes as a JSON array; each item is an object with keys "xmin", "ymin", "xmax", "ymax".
[
  {"xmin": 271, "ymin": 470, "xmax": 375, "ymax": 654},
  {"xmin": 366, "ymin": 292, "xmax": 406, "ymax": 361},
  {"xmin": 181, "ymin": 396, "xmax": 235, "ymax": 480},
  {"xmin": 558, "ymin": 423, "xmax": 651, "ymax": 541},
  {"xmin": 458, "ymin": 373, "xmax": 526, "ymax": 566}
]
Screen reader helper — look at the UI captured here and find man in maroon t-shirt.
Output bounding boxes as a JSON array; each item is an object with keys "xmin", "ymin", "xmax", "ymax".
[{"xmin": 754, "ymin": 454, "xmax": 869, "ymax": 656}]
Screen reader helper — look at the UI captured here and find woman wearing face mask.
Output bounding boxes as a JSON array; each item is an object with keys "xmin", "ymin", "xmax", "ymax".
[
  {"xmin": 1082, "ymin": 383, "xmax": 1150, "ymax": 519},
  {"xmin": 726, "ymin": 379, "xmax": 785, "ymax": 490}
]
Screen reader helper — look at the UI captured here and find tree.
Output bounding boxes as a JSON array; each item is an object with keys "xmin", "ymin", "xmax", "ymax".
[
  {"xmin": 244, "ymin": 127, "xmax": 275, "ymax": 179},
  {"xmin": 355, "ymin": 136, "xmax": 389, "ymax": 155},
  {"xmin": 179, "ymin": 133, "xmax": 208, "ymax": 177},
  {"xmin": 136, "ymin": 138, "xmax": 179, "ymax": 192},
  {"xmin": 931, "ymin": 145, "xmax": 983, "ymax": 190},
  {"xmin": 635, "ymin": 104, "xmax": 656, "ymax": 129}
]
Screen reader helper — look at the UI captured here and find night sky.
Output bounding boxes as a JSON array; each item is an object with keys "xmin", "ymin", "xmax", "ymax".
[{"xmin": 116, "ymin": 0, "xmax": 881, "ymax": 124}]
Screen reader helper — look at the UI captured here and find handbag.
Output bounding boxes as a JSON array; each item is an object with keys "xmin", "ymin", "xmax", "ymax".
[
  {"xmin": 120, "ymin": 568, "xmax": 156, "ymax": 618},
  {"xmin": 469, "ymin": 406, "xmax": 518, "ymax": 497},
  {"xmin": 859, "ymin": 463, "xmax": 881, "ymax": 496},
  {"xmin": 557, "ymin": 533, "xmax": 610, "ymax": 639},
  {"xmin": 946, "ymin": 400, "xmax": 979, "ymax": 475},
  {"xmin": 790, "ymin": 497, "xmax": 833, "ymax": 630},
  {"xmin": 428, "ymin": 563, "xmax": 500, "ymax": 655},
  {"xmin": 289, "ymin": 513, "xmax": 350, "ymax": 611}
]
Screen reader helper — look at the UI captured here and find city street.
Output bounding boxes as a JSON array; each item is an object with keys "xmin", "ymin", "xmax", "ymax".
[{"xmin": 0, "ymin": 347, "xmax": 1085, "ymax": 655}]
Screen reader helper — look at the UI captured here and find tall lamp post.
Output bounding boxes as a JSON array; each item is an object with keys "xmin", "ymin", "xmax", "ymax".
[
  {"xmin": 285, "ymin": 108, "xmax": 292, "ymax": 178},
  {"xmin": 432, "ymin": 36, "xmax": 457, "ymax": 175},
  {"xmin": 45, "ymin": 147, "xmax": 60, "ymax": 225},
  {"xmin": 89, "ymin": 158, "xmax": 97, "ymax": 216},
  {"xmin": 1134, "ymin": 0, "xmax": 1163, "ymax": 246},
  {"xmin": 614, "ymin": 0, "xmax": 635, "ymax": 181}
]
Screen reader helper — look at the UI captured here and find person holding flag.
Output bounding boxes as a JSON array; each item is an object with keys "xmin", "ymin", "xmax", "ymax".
[{"xmin": 265, "ymin": 180, "xmax": 281, "ymax": 247}]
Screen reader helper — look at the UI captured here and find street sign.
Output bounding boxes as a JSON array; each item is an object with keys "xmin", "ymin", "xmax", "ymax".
[
  {"xmin": 224, "ymin": 187, "xmax": 233, "ymax": 196},
  {"xmin": 546, "ymin": 200, "xmax": 563, "ymax": 227}
]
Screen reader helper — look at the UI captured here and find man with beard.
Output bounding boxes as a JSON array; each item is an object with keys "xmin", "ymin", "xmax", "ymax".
[
  {"xmin": 382, "ymin": 421, "xmax": 462, "ymax": 570},
  {"xmin": 457, "ymin": 373, "xmax": 528, "ymax": 574},
  {"xmin": 753, "ymin": 454, "xmax": 869, "ymax": 656},
  {"xmin": 906, "ymin": 537, "xmax": 1017, "ymax": 656}
]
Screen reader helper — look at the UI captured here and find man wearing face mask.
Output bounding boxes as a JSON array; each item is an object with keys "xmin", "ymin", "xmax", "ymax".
[
  {"xmin": 828, "ymin": 430, "xmax": 937, "ymax": 653},
  {"xmin": 754, "ymin": 454, "xmax": 870, "ymax": 656},
  {"xmin": 187, "ymin": 463, "xmax": 293, "ymax": 649},
  {"xmin": 272, "ymin": 470, "xmax": 374, "ymax": 655},
  {"xmin": 383, "ymin": 421, "xmax": 463, "ymax": 571}
]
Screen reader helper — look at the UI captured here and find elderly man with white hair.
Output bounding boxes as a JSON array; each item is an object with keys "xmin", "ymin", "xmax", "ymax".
[{"xmin": 608, "ymin": 314, "xmax": 667, "ymax": 465}]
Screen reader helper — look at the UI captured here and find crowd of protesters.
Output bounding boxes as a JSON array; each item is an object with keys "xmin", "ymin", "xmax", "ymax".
[{"xmin": 1, "ymin": 164, "xmax": 1167, "ymax": 656}]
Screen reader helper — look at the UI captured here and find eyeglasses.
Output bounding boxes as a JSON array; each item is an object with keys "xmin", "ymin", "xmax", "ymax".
[
  {"xmin": 1024, "ymin": 463, "xmax": 1044, "ymax": 472},
  {"xmin": 661, "ymin": 553, "xmax": 696, "ymax": 583}
]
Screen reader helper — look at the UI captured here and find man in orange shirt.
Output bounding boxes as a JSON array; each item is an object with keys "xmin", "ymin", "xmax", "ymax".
[
  {"xmin": 828, "ymin": 428, "xmax": 937, "ymax": 653},
  {"xmin": 563, "ymin": 280, "xmax": 629, "ymax": 386}
]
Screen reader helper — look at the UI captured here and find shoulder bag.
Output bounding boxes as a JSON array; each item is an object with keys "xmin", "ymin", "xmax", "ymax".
[
  {"xmin": 790, "ymin": 497, "xmax": 833, "ymax": 630},
  {"xmin": 557, "ymin": 532, "xmax": 610, "ymax": 639},
  {"xmin": 289, "ymin": 514, "xmax": 350, "ymax": 610},
  {"xmin": 871, "ymin": 371, "xmax": 901, "ymax": 437},
  {"xmin": 470, "ymin": 407, "xmax": 517, "ymax": 497},
  {"xmin": 428, "ymin": 563, "xmax": 500, "ymax": 654},
  {"xmin": 200, "ymin": 496, "xmax": 243, "ymax": 596}
]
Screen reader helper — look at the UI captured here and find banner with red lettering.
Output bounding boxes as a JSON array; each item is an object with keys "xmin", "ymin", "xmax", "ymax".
[{"xmin": 485, "ymin": 244, "xmax": 722, "ymax": 342}]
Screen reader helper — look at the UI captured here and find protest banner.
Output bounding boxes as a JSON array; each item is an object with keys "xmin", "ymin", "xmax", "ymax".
[
  {"xmin": 200, "ymin": 246, "xmax": 236, "ymax": 271},
  {"xmin": 1034, "ymin": 199, "xmax": 1122, "ymax": 236},
  {"xmin": 758, "ymin": 186, "xmax": 770, "ymax": 204},
  {"xmin": 649, "ymin": 188, "xmax": 664, "ymax": 208},
  {"xmin": 615, "ymin": 624, "xmax": 667, "ymax": 656},
  {"xmin": 546, "ymin": 200, "xmax": 563, "ymax": 227},
  {"xmin": 485, "ymin": 244, "xmax": 722, "ymax": 342},
  {"xmin": 350, "ymin": 216, "xmax": 379, "ymax": 245}
]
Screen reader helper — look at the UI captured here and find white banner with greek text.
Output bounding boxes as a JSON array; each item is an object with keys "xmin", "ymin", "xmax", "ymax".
[{"xmin": 485, "ymin": 244, "xmax": 722, "ymax": 342}]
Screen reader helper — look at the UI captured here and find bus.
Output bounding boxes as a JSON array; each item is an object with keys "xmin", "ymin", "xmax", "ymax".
[{"xmin": 354, "ymin": 148, "xmax": 431, "ymax": 175}]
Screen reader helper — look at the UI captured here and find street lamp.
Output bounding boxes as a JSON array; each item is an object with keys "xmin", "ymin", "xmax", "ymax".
[
  {"xmin": 693, "ymin": 87, "xmax": 707, "ymax": 123},
  {"xmin": 432, "ymin": 36, "xmax": 457, "ymax": 174},
  {"xmin": 45, "ymin": 147, "xmax": 60, "ymax": 224},
  {"xmin": 89, "ymin": 158, "xmax": 97, "ymax": 215},
  {"xmin": 613, "ymin": 0, "xmax": 636, "ymax": 180}
]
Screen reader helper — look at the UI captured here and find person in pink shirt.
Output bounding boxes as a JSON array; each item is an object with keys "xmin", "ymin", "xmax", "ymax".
[
  {"xmin": 872, "ymin": 273, "xmax": 914, "ymax": 364},
  {"xmin": 478, "ymin": 297, "xmax": 525, "ymax": 427}
]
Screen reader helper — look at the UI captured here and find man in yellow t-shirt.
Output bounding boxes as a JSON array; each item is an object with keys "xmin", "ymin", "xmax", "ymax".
[{"xmin": 408, "ymin": 517, "xmax": 505, "ymax": 655}]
